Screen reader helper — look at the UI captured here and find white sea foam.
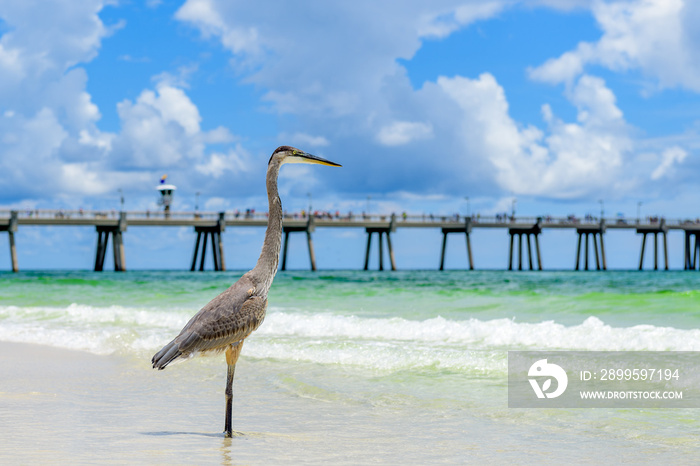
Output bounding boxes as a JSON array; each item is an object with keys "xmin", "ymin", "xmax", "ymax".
[
  {"xmin": 0, "ymin": 304, "xmax": 191, "ymax": 355},
  {"xmin": 2, "ymin": 305, "xmax": 700, "ymax": 371},
  {"xmin": 259, "ymin": 312, "xmax": 700, "ymax": 351},
  {"xmin": 247, "ymin": 312, "xmax": 700, "ymax": 373}
]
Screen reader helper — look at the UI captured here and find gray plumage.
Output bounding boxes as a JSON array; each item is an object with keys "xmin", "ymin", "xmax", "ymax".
[
  {"xmin": 151, "ymin": 146, "xmax": 340, "ymax": 436},
  {"xmin": 151, "ymin": 275, "xmax": 266, "ymax": 369}
]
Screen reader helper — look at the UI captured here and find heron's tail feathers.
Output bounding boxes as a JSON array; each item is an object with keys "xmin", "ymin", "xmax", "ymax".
[{"xmin": 151, "ymin": 340, "xmax": 182, "ymax": 370}]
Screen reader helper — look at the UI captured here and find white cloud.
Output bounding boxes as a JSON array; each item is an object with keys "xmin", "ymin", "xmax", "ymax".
[
  {"xmin": 175, "ymin": 0, "xmax": 508, "ymax": 119},
  {"xmin": 195, "ymin": 145, "xmax": 250, "ymax": 178},
  {"xmin": 202, "ymin": 126, "xmax": 235, "ymax": 144},
  {"xmin": 148, "ymin": 83, "xmax": 202, "ymax": 135},
  {"xmin": 524, "ymin": 0, "xmax": 700, "ymax": 194},
  {"xmin": 285, "ymin": 132, "xmax": 330, "ymax": 148},
  {"xmin": 431, "ymin": 73, "xmax": 632, "ymax": 198},
  {"xmin": 112, "ymin": 80, "xmax": 238, "ymax": 172},
  {"xmin": 78, "ymin": 128, "xmax": 113, "ymax": 151},
  {"xmin": 529, "ymin": 0, "xmax": 700, "ymax": 91},
  {"xmin": 528, "ymin": 44, "xmax": 591, "ymax": 85},
  {"xmin": 151, "ymin": 64, "xmax": 199, "ymax": 90},
  {"xmin": 0, "ymin": 107, "xmax": 65, "ymax": 193},
  {"xmin": 110, "ymin": 80, "xmax": 245, "ymax": 189},
  {"xmin": 60, "ymin": 163, "xmax": 151, "ymax": 196},
  {"xmin": 2, "ymin": 0, "xmax": 697, "ymax": 212},
  {"xmin": 376, "ymin": 121, "xmax": 433, "ymax": 146},
  {"xmin": 568, "ymin": 74, "xmax": 623, "ymax": 122},
  {"xmin": 0, "ymin": 0, "xmax": 114, "ymax": 103},
  {"xmin": 203, "ymin": 196, "xmax": 231, "ymax": 211},
  {"xmin": 0, "ymin": 0, "xmax": 118, "ymax": 202},
  {"xmin": 114, "ymin": 87, "xmax": 195, "ymax": 168},
  {"xmin": 175, "ymin": 0, "xmax": 261, "ymax": 57},
  {"xmin": 417, "ymin": 2, "xmax": 506, "ymax": 39},
  {"xmin": 651, "ymin": 146, "xmax": 687, "ymax": 180},
  {"xmin": 0, "ymin": 1, "xmax": 246, "ymax": 205},
  {"xmin": 175, "ymin": 0, "xmax": 672, "ymax": 200}
]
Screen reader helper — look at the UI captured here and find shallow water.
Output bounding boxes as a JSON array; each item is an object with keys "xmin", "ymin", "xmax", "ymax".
[{"xmin": 1, "ymin": 270, "xmax": 700, "ymax": 463}]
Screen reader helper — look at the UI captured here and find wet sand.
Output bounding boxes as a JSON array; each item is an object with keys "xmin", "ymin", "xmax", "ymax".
[{"xmin": 0, "ymin": 341, "xmax": 695, "ymax": 465}]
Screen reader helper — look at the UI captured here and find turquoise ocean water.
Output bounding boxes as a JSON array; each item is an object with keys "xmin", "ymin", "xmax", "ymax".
[{"xmin": 2, "ymin": 269, "xmax": 700, "ymax": 461}]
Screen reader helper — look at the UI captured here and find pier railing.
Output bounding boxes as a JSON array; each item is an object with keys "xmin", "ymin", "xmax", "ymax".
[{"xmin": 1, "ymin": 209, "xmax": 697, "ymax": 229}]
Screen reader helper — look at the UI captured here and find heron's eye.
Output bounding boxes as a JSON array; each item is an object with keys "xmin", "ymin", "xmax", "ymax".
[{"xmin": 292, "ymin": 150, "xmax": 298, "ymax": 155}]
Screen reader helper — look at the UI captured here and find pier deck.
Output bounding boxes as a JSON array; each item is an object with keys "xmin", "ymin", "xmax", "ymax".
[
  {"xmin": 2, "ymin": 209, "xmax": 698, "ymax": 230},
  {"xmin": 2, "ymin": 209, "xmax": 700, "ymax": 271}
]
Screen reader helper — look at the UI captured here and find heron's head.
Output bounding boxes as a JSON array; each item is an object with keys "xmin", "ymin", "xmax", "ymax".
[{"xmin": 269, "ymin": 146, "xmax": 342, "ymax": 168}]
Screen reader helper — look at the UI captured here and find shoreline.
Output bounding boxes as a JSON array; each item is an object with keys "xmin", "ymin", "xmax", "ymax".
[{"xmin": 2, "ymin": 341, "xmax": 697, "ymax": 464}]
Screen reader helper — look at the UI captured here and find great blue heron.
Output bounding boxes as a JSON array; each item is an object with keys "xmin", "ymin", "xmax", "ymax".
[{"xmin": 151, "ymin": 146, "xmax": 341, "ymax": 437}]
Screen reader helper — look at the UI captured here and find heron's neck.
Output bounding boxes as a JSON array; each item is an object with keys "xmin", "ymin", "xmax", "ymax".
[{"xmin": 252, "ymin": 161, "xmax": 282, "ymax": 293}]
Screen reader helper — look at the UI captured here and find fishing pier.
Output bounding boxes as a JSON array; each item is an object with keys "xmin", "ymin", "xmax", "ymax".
[{"xmin": 1, "ymin": 209, "xmax": 698, "ymax": 272}]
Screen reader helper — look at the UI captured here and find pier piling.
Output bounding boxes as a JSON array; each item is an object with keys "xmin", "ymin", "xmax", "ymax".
[
  {"xmin": 95, "ymin": 229, "xmax": 124, "ymax": 271},
  {"xmin": 1, "ymin": 211, "xmax": 19, "ymax": 272},
  {"xmin": 439, "ymin": 218, "xmax": 473, "ymax": 270},
  {"xmin": 365, "ymin": 214, "xmax": 397, "ymax": 271},
  {"xmin": 683, "ymin": 230, "xmax": 700, "ymax": 269},
  {"xmin": 281, "ymin": 216, "xmax": 317, "ymax": 271},
  {"xmin": 365, "ymin": 229, "xmax": 397, "ymax": 271},
  {"xmin": 574, "ymin": 221, "xmax": 606, "ymax": 271},
  {"xmin": 637, "ymin": 220, "xmax": 668, "ymax": 270},
  {"xmin": 508, "ymin": 218, "xmax": 542, "ymax": 271},
  {"xmin": 94, "ymin": 212, "xmax": 127, "ymax": 272},
  {"xmin": 190, "ymin": 212, "xmax": 226, "ymax": 271}
]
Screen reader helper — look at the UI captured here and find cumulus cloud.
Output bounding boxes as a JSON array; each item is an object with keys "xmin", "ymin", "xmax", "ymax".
[
  {"xmin": 651, "ymin": 146, "xmax": 687, "ymax": 180},
  {"xmin": 175, "ymin": 0, "xmax": 686, "ymax": 201},
  {"xmin": 430, "ymin": 73, "xmax": 631, "ymax": 198},
  {"xmin": 174, "ymin": 0, "xmax": 519, "ymax": 197},
  {"xmin": 110, "ymin": 80, "xmax": 244, "ymax": 189},
  {"xmin": 175, "ymin": 0, "xmax": 262, "ymax": 58},
  {"xmin": 195, "ymin": 145, "xmax": 251, "ymax": 178},
  {"xmin": 376, "ymin": 121, "xmax": 433, "ymax": 146},
  {"xmin": 112, "ymin": 82, "xmax": 204, "ymax": 168},
  {"xmin": 2, "ymin": 0, "xmax": 697, "ymax": 213},
  {"xmin": 529, "ymin": 0, "xmax": 700, "ymax": 91},
  {"xmin": 416, "ymin": 2, "xmax": 506, "ymax": 39},
  {"xmin": 525, "ymin": 0, "xmax": 699, "ymax": 192},
  {"xmin": 0, "ymin": 0, "xmax": 114, "ymax": 202},
  {"xmin": 175, "ymin": 0, "xmax": 509, "ymax": 119},
  {"xmin": 0, "ymin": 0, "xmax": 245, "ymax": 206},
  {"xmin": 284, "ymin": 132, "xmax": 330, "ymax": 148}
]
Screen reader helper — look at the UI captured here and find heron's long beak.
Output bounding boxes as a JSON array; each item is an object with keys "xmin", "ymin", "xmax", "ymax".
[{"xmin": 288, "ymin": 151, "xmax": 342, "ymax": 167}]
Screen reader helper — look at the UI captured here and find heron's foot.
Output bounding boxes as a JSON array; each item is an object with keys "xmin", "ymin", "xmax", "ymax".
[{"xmin": 224, "ymin": 429, "xmax": 233, "ymax": 438}]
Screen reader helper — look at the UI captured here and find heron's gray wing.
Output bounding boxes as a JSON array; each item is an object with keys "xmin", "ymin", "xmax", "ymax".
[
  {"xmin": 152, "ymin": 275, "xmax": 267, "ymax": 369},
  {"xmin": 176, "ymin": 293, "xmax": 267, "ymax": 354}
]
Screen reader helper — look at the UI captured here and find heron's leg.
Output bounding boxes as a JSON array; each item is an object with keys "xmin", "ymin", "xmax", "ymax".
[
  {"xmin": 224, "ymin": 341, "xmax": 244, "ymax": 437},
  {"xmin": 224, "ymin": 363, "xmax": 235, "ymax": 437}
]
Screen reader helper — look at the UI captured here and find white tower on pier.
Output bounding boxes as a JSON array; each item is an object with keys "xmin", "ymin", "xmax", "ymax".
[{"xmin": 156, "ymin": 175, "xmax": 177, "ymax": 217}]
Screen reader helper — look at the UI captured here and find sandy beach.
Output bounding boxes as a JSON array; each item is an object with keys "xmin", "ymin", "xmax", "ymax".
[{"xmin": 1, "ymin": 340, "xmax": 696, "ymax": 465}]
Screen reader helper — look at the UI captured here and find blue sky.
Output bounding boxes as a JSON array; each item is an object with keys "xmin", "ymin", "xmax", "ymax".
[{"xmin": 2, "ymin": 0, "xmax": 700, "ymax": 270}]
